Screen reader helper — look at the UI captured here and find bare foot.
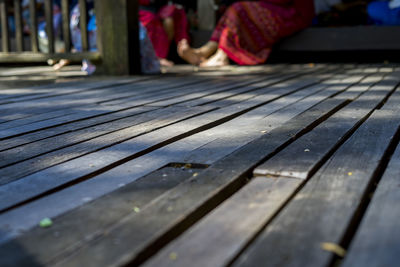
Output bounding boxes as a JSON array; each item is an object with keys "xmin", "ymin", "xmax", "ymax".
[
  {"xmin": 177, "ymin": 39, "xmax": 203, "ymax": 65},
  {"xmin": 159, "ymin": 58, "xmax": 174, "ymax": 67},
  {"xmin": 200, "ymin": 48, "xmax": 229, "ymax": 68},
  {"xmin": 196, "ymin": 41, "xmax": 218, "ymax": 59},
  {"xmin": 53, "ymin": 59, "xmax": 71, "ymax": 70}
]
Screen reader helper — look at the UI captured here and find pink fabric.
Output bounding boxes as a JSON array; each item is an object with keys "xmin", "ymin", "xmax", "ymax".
[
  {"xmin": 139, "ymin": 10, "xmax": 170, "ymax": 58},
  {"xmin": 139, "ymin": 4, "xmax": 190, "ymax": 59}
]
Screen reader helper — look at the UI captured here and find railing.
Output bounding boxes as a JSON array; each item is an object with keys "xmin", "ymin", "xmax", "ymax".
[{"xmin": 0, "ymin": 0, "xmax": 140, "ymax": 75}]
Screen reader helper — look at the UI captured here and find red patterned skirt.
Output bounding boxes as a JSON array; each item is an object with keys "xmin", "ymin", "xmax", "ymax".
[{"xmin": 211, "ymin": 1, "xmax": 308, "ymax": 65}]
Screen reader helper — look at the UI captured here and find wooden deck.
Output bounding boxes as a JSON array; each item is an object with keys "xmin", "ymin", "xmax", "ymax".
[{"xmin": 0, "ymin": 63, "xmax": 399, "ymax": 267}]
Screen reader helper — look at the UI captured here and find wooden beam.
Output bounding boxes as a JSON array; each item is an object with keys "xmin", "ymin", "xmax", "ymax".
[
  {"xmin": 0, "ymin": 52, "xmax": 101, "ymax": 63},
  {"xmin": 95, "ymin": 0, "xmax": 140, "ymax": 75}
]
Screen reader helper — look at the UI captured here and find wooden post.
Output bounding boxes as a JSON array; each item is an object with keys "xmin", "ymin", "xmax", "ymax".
[
  {"xmin": 14, "ymin": 0, "xmax": 24, "ymax": 52},
  {"xmin": 0, "ymin": 0, "xmax": 10, "ymax": 52},
  {"xmin": 61, "ymin": 0, "xmax": 71, "ymax": 52},
  {"xmin": 78, "ymin": 0, "xmax": 88, "ymax": 51},
  {"xmin": 44, "ymin": 0, "xmax": 55, "ymax": 54},
  {"xmin": 29, "ymin": 0, "xmax": 39, "ymax": 52},
  {"xmin": 95, "ymin": 0, "xmax": 141, "ymax": 75}
]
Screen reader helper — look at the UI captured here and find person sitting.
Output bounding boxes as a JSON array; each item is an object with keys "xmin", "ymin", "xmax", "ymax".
[
  {"xmin": 139, "ymin": 0, "xmax": 195, "ymax": 66},
  {"xmin": 179, "ymin": 0, "xmax": 315, "ymax": 67}
]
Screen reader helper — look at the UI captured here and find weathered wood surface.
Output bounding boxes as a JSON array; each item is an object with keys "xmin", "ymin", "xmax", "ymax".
[
  {"xmin": 233, "ymin": 93, "xmax": 400, "ymax": 266},
  {"xmin": 0, "ymin": 64, "xmax": 399, "ymax": 267},
  {"xmin": 254, "ymin": 72, "xmax": 399, "ymax": 179},
  {"xmin": 143, "ymin": 177, "xmax": 302, "ymax": 267},
  {"xmin": 0, "ymin": 68, "xmax": 346, "ymax": 244},
  {"xmin": 21, "ymin": 98, "xmax": 345, "ymax": 267},
  {"xmin": 342, "ymin": 137, "xmax": 400, "ymax": 267}
]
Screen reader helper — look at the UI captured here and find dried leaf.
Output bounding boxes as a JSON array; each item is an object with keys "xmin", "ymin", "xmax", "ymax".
[{"xmin": 321, "ymin": 242, "xmax": 346, "ymax": 257}]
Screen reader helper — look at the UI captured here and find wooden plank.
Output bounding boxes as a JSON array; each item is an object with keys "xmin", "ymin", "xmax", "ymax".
[
  {"xmin": 0, "ymin": 76, "xmax": 344, "ymax": 242},
  {"xmin": 233, "ymin": 109, "xmax": 400, "ymax": 267},
  {"xmin": 0, "ymin": 109, "xmax": 77, "ymax": 133},
  {"xmin": 0, "ymin": 105, "xmax": 155, "ymax": 151},
  {"xmin": 342, "ymin": 141, "xmax": 400, "ymax": 267},
  {"xmin": 0, "ymin": 78, "xmax": 223, "ymax": 131},
  {"xmin": 181, "ymin": 72, "xmax": 360, "ymax": 165},
  {"xmin": 0, "ymin": 75, "xmax": 316, "ymax": 204},
  {"xmin": 0, "ymin": 77, "xmax": 148, "ymax": 107},
  {"xmin": 0, "ymin": 105, "xmax": 213, "ymax": 189},
  {"xmin": 0, "ymin": 104, "xmax": 148, "ymax": 140},
  {"xmin": 0, "ymin": 70, "xmax": 345, "ymax": 229},
  {"xmin": 0, "ymin": 78, "xmax": 244, "ymax": 133},
  {"xmin": 13, "ymin": 0, "xmax": 24, "ymax": 52},
  {"xmin": 0, "ymin": 106, "xmax": 158, "ymax": 168},
  {"xmin": 0, "ymin": 165, "xmax": 205, "ymax": 265},
  {"xmin": 61, "ymin": 0, "xmax": 71, "ymax": 52},
  {"xmin": 44, "ymin": 0, "xmax": 54, "ymax": 54},
  {"xmin": 194, "ymin": 67, "xmax": 349, "ymax": 109},
  {"xmin": 334, "ymin": 74, "xmax": 384, "ymax": 100},
  {"xmin": 25, "ymin": 99, "xmax": 346, "ymax": 267},
  {"xmin": 0, "ymin": 51, "xmax": 101, "ymax": 63},
  {"xmin": 102, "ymin": 74, "xmax": 273, "ymax": 107},
  {"xmin": 0, "ymin": 67, "xmax": 321, "ymax": 132},
  {"xmin": 143, "ymin": 177, "xmax": 301, "ymax": 267},
  {"xmin": 29, "ymin": 0, "xmax": 39, "ymax": 52},
  {"xmin": 254, "ymin": 73, "xmax": 399, "ymax": 179},
  {"xmin": 145, "ymin": 75, "xmax": 281, "ymax": 107},
  {"xmin": 155, "ymin": 72, "xmax": 309, "ymax": 108},
  {"xmin": 0, "ymin": 77, "xmax": 207, "ymax": 123},
  {"xmin": 0, "ymin": 0, "xmax": 10, "ymax": 52}
]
